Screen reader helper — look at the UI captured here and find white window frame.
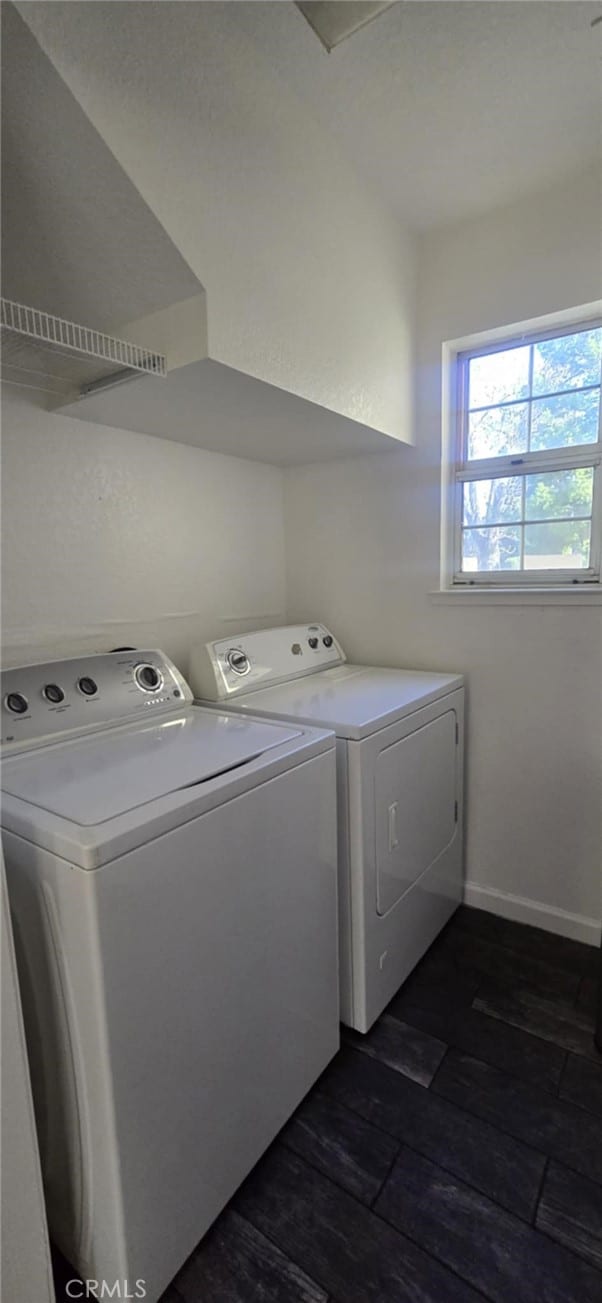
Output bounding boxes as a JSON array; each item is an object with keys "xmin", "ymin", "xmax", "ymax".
[{"xmin": 440, "ymin": 303, "xmax": 602, "ymax": 594}]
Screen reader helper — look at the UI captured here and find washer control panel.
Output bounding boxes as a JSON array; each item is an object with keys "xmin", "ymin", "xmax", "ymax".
[
  {"xmin": 190, "ymin": 624, "xmax": 345, "ymax": 700},
  {"xmin": 1, "ymin": 650, "xmax": 192, "ymax": 752}
]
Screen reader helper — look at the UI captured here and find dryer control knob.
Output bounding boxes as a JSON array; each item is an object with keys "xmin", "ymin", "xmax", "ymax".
[
  {"xmin": 322, "ymin": 635, "xmax": 334, "ymax": 648},
  {"xmin": 227, "ymin": 650, "xmax": 250, "ymax": 676},
  {"xmin": 308, "ymin": 637, "xmax": 319, "ymax": 649}
]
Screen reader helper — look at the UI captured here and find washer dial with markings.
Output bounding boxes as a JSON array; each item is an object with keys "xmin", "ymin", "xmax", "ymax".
[
  {"xmin": 4, "ymin": 692, "xmax": 28, "ymax": 715},
  {"xmin": 227, "ymin": 650, "xmax": 250, "ymax": 676},
  {"xmin": 135, "ymin": 664, "xmax": 164, "ymax": 693}
]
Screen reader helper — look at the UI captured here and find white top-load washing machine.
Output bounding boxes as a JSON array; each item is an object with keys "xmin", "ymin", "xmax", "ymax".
[
  {"xmin": 191, "ymin": 625, "xmax": 465, "ymax": 1034},
  {"xmin": 1, "ymin": 650, "xmax": 339, "ymax": 1302}
]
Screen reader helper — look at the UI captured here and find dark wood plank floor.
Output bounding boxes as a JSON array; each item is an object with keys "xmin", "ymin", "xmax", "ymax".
[{"xmin": 52, "ymin": 906, "xmax": 602, "ymax": 1303}]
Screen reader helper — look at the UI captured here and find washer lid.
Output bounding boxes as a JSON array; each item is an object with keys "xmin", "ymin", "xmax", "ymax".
[
  {"xmin": 222, "ymin": 665, "xmax": 463, "ymax": 740},
  {"xmin": 1, "ymin": 708, "xmax": 302, "ymax": 825}
]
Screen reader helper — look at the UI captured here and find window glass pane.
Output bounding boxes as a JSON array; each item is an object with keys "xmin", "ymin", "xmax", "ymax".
[
  {"xmin": 524, "ymin": 521, "xmax": 591, "ymax": 570},
  {"xmin": 530, "ymin": 388, "xmax": 600, "ymax": 451},
  {"xmin": 525, "ymin": 468, "xmax": 594, "ymax": 522},
  {"xmin": 532, "ymin": 328, "xmax": 602, "ymax": 396},
  {"xmin": 468, "ymin": 345, "xmax": 530, "ymax": 409},
  {"xmin": 467, "ymin": 402, "xmax": 528, "ymax": 460},
  {"xmin": 461, "ymin": 526, "xmax": 521, "ymax": 572},
  {"xmin": 462, "ymin": 477, "xmax": 522, "ymax": 526}
]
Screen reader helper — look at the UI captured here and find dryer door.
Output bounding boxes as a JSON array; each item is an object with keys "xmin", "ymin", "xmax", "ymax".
[{"xmin": 375, "ymin": 709, "xmax": 457, "ymax": 915}]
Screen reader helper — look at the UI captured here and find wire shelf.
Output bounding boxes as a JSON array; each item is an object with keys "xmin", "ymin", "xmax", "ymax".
[{"xmin": 1, "ymin": 297, "xmax": 167, "ymax": 396}]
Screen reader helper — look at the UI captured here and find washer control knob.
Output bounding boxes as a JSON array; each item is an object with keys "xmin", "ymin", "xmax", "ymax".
[
  {"xmin": 308, "ymin": 637, "xmax": 319, "ymax": 649},
  {"xmin": 227, "ymin": 649, "xmax": 250, "ymax": 676},
  {"xmin": 322, "ymin": 635, "xmax": 334, "ymax": 648},
  {"xmin": 135, "ymin": 663, "xmax": 164, "ymax": 693},
  {"xmin": 78, "ymin": 676, "xmax": 98, "ymax": 697},
  {"xmin": 43, "ymin": 684, "xmax": 65, "ymax": 704},
  {"xmin": 5, "ymin": 692, "xmax": 28, "ymax": 715}
]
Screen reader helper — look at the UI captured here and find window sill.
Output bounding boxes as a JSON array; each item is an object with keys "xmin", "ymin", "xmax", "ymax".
[{"xmin": 430, "ymin": 587, "xmax": 602, "ymax": 605}]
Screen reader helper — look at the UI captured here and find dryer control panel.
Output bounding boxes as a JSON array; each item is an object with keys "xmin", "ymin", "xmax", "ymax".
[
  {"xmin": 1, "ymin": 651, "xmax": 193, "ymax": 752},
  {"xmin": 191, "ymin": 624, "xmax": 345, "ymax": 700}
]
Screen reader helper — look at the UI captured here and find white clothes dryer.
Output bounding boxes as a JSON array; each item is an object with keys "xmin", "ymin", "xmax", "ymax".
[
  {"xmin": 191, "ymin": 625, "xmax": 465, "ymax": 1034},
  {"xmin": 1, "ymin": 650, "xmax": 339, "ymax": 1302}
]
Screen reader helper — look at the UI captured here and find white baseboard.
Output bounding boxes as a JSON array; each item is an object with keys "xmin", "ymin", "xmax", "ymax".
[{"xmin": 463, "ymin": 880, "xmax": 601, "ymax": 948}]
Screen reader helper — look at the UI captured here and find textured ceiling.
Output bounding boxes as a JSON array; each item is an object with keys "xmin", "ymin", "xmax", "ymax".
[
  {"xmin": 11, "ymin": 1, "xmax": 601, "ymax": 235},
  {"xmin": 234, "ymin": 0, "xmax": 602, "ymax": 228}
]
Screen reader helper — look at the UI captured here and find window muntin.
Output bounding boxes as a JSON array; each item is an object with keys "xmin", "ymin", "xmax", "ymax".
[{"xmin": 453, "ymin": 320, "xmax": 602, "ymax": 585}]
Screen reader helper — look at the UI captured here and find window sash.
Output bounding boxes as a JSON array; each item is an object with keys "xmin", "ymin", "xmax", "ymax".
[
  {"xmin": 452, "ymin": 467, "xmax": 601, "ymax": 584},
  {"xmin": 456, "ymin": 334, "xmax": 602, "ymax": 469}
]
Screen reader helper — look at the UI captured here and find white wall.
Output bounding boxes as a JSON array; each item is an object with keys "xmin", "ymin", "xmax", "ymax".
[
  {"xmin": 285, "ymin": 166, "xmax": 602, "ymax": 943},
  {"xmin": 17, "ymin": 2, "xmax": 415, "ymax": 443},
  {"xmin": 1, "ymin": 386, "xmax": 286, "ymax": 674}
]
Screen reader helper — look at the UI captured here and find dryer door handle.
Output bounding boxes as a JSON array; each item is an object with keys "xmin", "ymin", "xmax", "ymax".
[{"xmin": 388, "ymin": 802, "xmax": 399, "ymax": 853}]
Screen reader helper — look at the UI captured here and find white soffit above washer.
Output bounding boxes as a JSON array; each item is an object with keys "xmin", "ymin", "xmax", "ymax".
[
  {"xmin": 4, "ymin": 2, "xmax": 411, "ymax": 462},
  {"xmin": 56, "ymin": 357, "xmax": 402, "ymax": 466},
  {"xmin": 295, "ymin": 3, "xmax": 396, "ymax": 51},
  {"xmin": 1, "ymin": 3, "xmax": 203, "ymax": 333},
  {"xmin": 2, "ymin": 4, "xmax": 401, "ymax": 462}
]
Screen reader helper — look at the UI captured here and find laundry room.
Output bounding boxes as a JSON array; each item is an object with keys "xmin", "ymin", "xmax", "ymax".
[{"xmin": 1, "ymin": 4, "xmax": 601, "ymax": 1303}]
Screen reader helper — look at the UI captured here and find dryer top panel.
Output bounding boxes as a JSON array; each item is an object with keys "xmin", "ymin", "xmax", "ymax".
[{"xmin": 201, "ymin": 664, "xmax": 464, "ymax": 741}]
